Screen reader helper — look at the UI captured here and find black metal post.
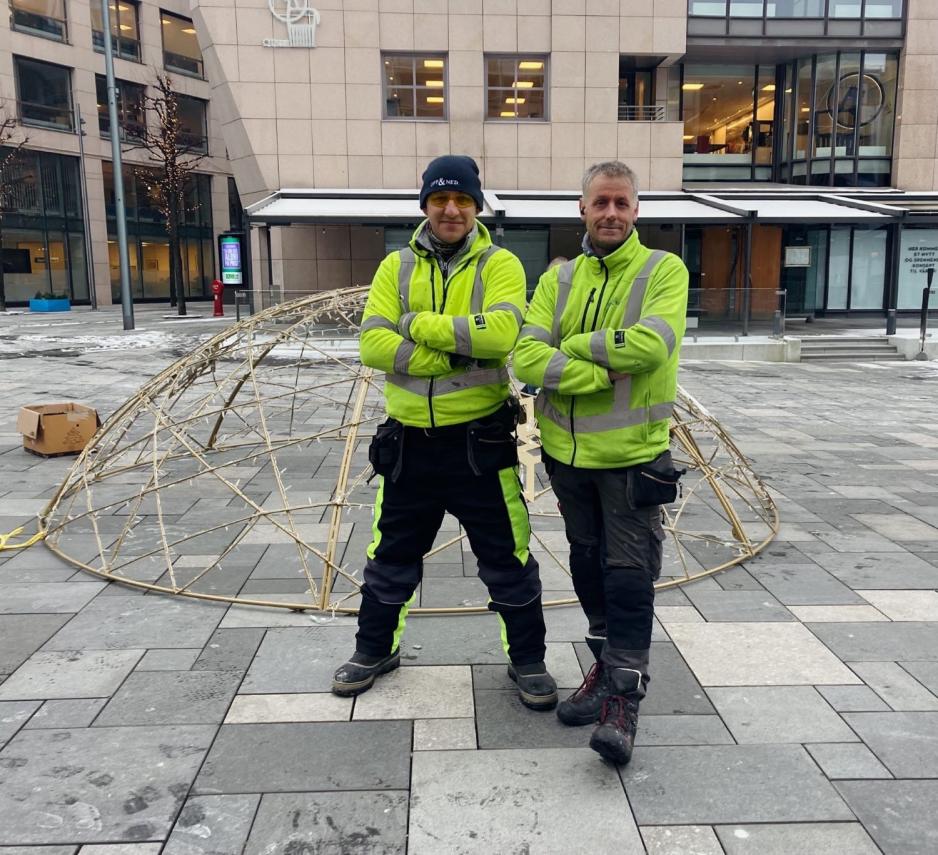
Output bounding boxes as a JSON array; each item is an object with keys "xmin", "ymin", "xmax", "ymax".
[
  {"xmin": 915, "ymin": 267, "xmax": 935, "ymax": 361},
  {"xmin": 886, "ymin": 221, "xmax": 901, "ymax": 336},
  {"xmin": 742, "ymin": 222, "xmax": 752, "ymax": 337}
]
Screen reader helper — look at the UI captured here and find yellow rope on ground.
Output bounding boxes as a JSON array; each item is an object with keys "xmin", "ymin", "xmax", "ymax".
[{"xmin": 0, "ymin": 524, "xmax": 46, "ymax": 551}]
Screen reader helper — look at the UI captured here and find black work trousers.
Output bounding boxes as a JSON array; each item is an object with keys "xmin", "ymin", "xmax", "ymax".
[
  {"xmin": 356, "ymin": 421, "xmax": 547, "ymax": 667},
  {"xmin": 549, "ymin": 459, "xmax": 665, "ymax": 692}
]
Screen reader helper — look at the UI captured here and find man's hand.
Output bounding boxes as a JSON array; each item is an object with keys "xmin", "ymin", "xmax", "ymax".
[{"xmin": 608, "ymin": 370, "xmax": 630, "ymax": 382}]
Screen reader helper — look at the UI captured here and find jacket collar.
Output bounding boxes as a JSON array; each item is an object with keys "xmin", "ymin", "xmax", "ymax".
[
  {"xmin": 581, "ymin": 228, "xmax": 641, "ymax": 274},
  {"xmin": 411, "ymin": 220, "xmax": 488, "ymax": 268}
]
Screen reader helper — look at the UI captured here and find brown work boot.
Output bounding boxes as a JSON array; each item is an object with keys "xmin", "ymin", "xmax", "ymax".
[{"xmin": 588, "ymin": 667, "xmax": 642, "ymax": 765}]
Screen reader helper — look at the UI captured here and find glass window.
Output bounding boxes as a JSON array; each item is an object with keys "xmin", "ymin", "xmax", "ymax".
[
  {"xmin": 161, "ymin": 12, "xmax": 204, "ymax": 78},
  {"xmin": 754, "ymin": 66, "xmax": 776, "ymax": 165},
  {"xmin": 176, "ymin": 95, "xmax": 208, "ymax": 153},
  {"xmin": 1, "ymin": 148, "xmax": 40, "ymax": 215},
  {"xmin": 827, "ymin": 229, "xmax": 850, "ymax": 310},
  {"xmin": 486, "ymin": 56, "xmax": 546, "ymax": 120},
  {"xmin": 9, "ymin": 0, "xmax": 67, "ymax": 41},
  {"xmin": 812, "ymin": 55, "xmax": 838, "ymax": 159},
  {"xmin": 831, "ymin": 52, "xmax": 861, "ymax": 157},
  {"xmin": 109, "ymin": 238, "xmax": 142, "ymax": 299},
  {"xmin": 729, "ymin": 1, "xmax": 764, "ymax": 15},
  {"xmin": 689, "ymin": 0, "xmax": 727, "ymax": 12},
  {"xmin": 91, "ymin": 1, "xmax": 141, "ymax": 62},
  {"xmin": 14, "ymin": 57, "xmax": 73, "ymax": 132},
  {"xmin": 382, "ymin": 54, "xmax": 447, "ymax": 120},
  {"xmin": 1, "ymin": 229, "xmax": 48, "ymax": 301},
  {"xmin": 858, "ymin": 53, "xmax": 897, "ymax": 158},
  {"xmin": 68, "ymin": 234, "xmax": 89, "ymax": 301},
  {"xmin": 898, "ymin": 228, "xmax": 938, "ymax": 310},
  {"xmin": 850, "ymin": 228, "xmax": 886, "ymax": 309},
  {"xmin": 95, "ymin": 76, "xmax": 146, "ymax": 140},
  {"xmin": 863, "ymin": 0, "xmax": 902, "ymax": 17},
  {"xmin": 682, "ymin": 65, "xmax": 756, "ymax": 156},
  {"xmin": 766, "ymin": 0, "xmax": 823, "ymax": 14},
  {"xmin": 830, "ymin": 0, "xmax": 862, "ymax": 16}
]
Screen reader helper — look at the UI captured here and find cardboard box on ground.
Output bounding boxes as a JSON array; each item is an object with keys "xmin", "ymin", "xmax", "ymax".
[{"xmin": 16, "ymin": 403, "xmax": 100, "ymax": 456}]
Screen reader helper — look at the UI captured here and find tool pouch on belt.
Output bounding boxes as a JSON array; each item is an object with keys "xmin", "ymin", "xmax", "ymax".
[
  {"xmin": 627, "ymin": 450, "xmax": 686, "ymax": 508},
  {"xmin": 466, "ymin": 410, "xmax": 519, "ymax": 476},
  {"xmin": 368, "ymin": 419, "xmax": 405, "ymax": 482}
]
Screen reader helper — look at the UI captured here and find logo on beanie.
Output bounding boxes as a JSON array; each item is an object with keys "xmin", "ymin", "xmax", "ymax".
[{"xmin": 430, "ymin": 178, "xmax": 460, "ymax": 188}]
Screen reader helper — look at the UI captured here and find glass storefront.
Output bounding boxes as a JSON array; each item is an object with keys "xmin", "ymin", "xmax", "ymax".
[{"xmin": 0, "ymin": 150, "xmax": 87, "ymax": 304}]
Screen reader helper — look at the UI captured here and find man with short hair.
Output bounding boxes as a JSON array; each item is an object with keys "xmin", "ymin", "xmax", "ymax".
[
  {"xmin": 332, "ymin": 155, "xmax": 557, "ymax": 711},
  {"xmin": 514, "ymin": 160, "xmax": 689, "ymax": 763}
]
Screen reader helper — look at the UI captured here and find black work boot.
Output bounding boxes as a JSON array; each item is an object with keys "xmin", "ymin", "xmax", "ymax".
[
  {"xmin": 557, "ymin": 636, "xmax": 611, "ymax": 726},
  {"xmin": 507, "ymin": 661, "xmax": 558, "ymax": 710},
  {"xmin": 588, "ymin": 668, "xmax": 642, "ymax": 765},
  {"xmin": 331, "ymin": 649, "xmax": 400, "ymax": 697}
]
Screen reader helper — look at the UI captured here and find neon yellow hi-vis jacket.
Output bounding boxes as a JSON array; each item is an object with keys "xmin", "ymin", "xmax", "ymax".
[
  {"xmin": 514, "ymin": 230, "xmax": 689, "ymax": 469},
  {"xmin": 359, "ymin": 221, "xmax": 527, "ymax": 428}
]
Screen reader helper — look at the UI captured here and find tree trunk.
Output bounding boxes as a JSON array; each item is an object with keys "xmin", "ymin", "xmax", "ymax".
[
  {"xmin": 0, "ymin": 219, "xmax": 6, "ymax": 313},
  {"xmin": 170, "ymin": 213, "xmax": 186, "ymax": 317}
]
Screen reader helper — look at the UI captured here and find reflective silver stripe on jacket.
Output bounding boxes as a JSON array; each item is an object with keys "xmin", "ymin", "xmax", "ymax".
[
  {"xmin": 637, "ymin": 315, "xmax": 677, "ymax": 356},
  {"xmin": 551, "ymin": 259, "xmax": 577, "ymax": 347},
  {"xmin": 393, "ymin": 340, "xmax": 416, "ymax": 374},
  {"xmin": 453, "ymin": 315, "xmax": 472, "ymax": 355},
  {"xmin": 541, "ymin": 250, "xmax": 673, "ymax": 434},
  {"xmin": 542, "ymin": 351, "xmax": 569, "ymax": 389},
  {"xmin": 470, "ymin": 245, "xmax": 499, "ymax": 313},
  {"xmin": 361, "ymin": 315, "xmax": 397, "ymax": 333},
  {"xmin": 488, "ymin": 301, "xmax": 524, "ymax": 326},
  {"xmin": 520, "ymin": 324, "xmax": 551, "ymax": 343},
  {"xmin": 387, "ymin": 365, "xmax": 510, "ymax": 396},
  {"xmin": 397, "ymin": 247, "xmax": 416, "ymax": 312}
]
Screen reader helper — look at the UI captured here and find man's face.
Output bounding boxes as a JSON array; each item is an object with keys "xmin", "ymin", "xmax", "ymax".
[
  {"xmin": 580, "ymin": 174, "xmax": 639, "ymax": 255},
  {"xmin": 424, "ymin": 191, "xmax": 477, "ymax": 243}
]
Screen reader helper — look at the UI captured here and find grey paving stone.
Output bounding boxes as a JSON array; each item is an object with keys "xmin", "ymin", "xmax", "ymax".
[
  {"xmin": 413, "ymin": 718, "xmax": 476, "ymax": 751},
  {"xmin": 0, "ymin": 615, "xmax": 70, "ymax": 673},
  {"xmin": 900, "ymin": 660, "xmax": 938, "ymax": 695},
  {"xmin": 0, "ymin": 725, "xmax": 215, "ymax": 845},
  {"xmin": 224, "ymin": 693, "xmax": 351, "ymax": 723},
  {"xmin": 683, "ymin": 589, "xmax": 795, "ymax": 621},
  {"xmin": 242, "ymin": 792, "xmax": 408, "ymax": 855},
  {"xmin": 0, "ymin": 583, "xmax": 105, "ymax": 614},
  {"xmin": 193, "ymin": 722, "xmax": 411, "ymax": 793},
  {"xmin": 163, "ymin": 794, "xmax": 260, "ymax": 855},
  {"xmin": 191, "ymin": 628, "xmax": 264, "ymax": 672},
  {"xmin": 241, "ymin": 625, "xmax": 357, "ymax": 693},
  {"xmin": 134, "ymin": 649, "xmax": 201, "ymax": 672},
  {"xmin": 667, "ymin": 623, "xmax": 860, "ymax": 686},
  {"xmin": 818, "ymin": 551, "xmax": 938, "ymax": 588},
  {"xmin": 747, "ymin": 564, "xmax": 863, "ymax": 605},
  {"xmin": 398, "ymin": 613, "xmax": 510, "ymax": 665},
  {"xmin": 805, "ymin": 743, "xmax": 893, "ymax": 779},
  {"xmin": 707, "ymin": 686, "xmax": 856, "ymax": 744},
  {"xmin": 836, "ymin": 780, "xmax": 938, "ymax": 855},
  {"xmin": 715, "ymin": 822, "xmax": 880, "ymax": 855},
  {"xmin": 41, "ymin": 597, "xmax": 225, "ymax": 651},
  {"xmin": 857, "ymin": 588, "xmax": 938, "ymax": 620},
  {"xmin": 353, "ymin": 665, "xmax": 473, "ymax": 720},
  {"xmin": 850, "ymin": 661, "xmax": 938, "ymax": 711},
  {"xmin": 641, "ymin": 825, "xmax": 723, "ymax": 855},
  {"xmin": 474, "ymin": 690, "xmax": 588, "ymax": 749},
  {"xmin": 0, "ymin": 847, "xmax": 77, "ymax": 854},
  {"xmin": 843, "ymin": 712, "xmax": 938, "ymax": 778},
  {"xmin": 409, "ymin": 748, "xmax": 643, "ymax": 853},
  {"xmin": 79, "ymin": 846, "xmax": 162, "ymax": 854},
  {"xmin": 808, "ymin": 621, "xmax": 938, "ymax": 661},
  {"xmin": 0, "ymin": 650, "xmax": 144, "ymax": 700},
  {"xmin": 817, "ymin": 684, "xmax": 891, "ymax": 712},
  {"xmin": 94, "ymin": 670, "xmax": 242, "ymax": 726},
  {"xmin": 23, "ymin": 699, "xmax": 108, "ymax": 730},
  {"xmin": 622, "ymin": 745, "xmax": 853, "ymax": 825},
  {"xmin": 0, "ymin": 701, "xmax": 40, "ymax": 746}
]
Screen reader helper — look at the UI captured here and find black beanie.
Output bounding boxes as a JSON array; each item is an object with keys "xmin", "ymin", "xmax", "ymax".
[{"xmin": 419, "ymin": 155, "xmax": 484, "ymax": 212}]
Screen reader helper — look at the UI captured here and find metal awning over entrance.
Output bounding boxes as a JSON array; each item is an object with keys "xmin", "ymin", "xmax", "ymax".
[{"xmin": 246, "ymin": 188, "xmax": 908, "ymax": 226}]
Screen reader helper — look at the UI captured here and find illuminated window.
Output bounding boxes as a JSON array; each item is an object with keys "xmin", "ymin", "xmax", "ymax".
[
  {"xmin": 382, "ymin": 54, "xmax": 447, "ymax": 120},
  {"xmin": 486, "ymin": 56, "xmax": 547, "ymax": 120}
]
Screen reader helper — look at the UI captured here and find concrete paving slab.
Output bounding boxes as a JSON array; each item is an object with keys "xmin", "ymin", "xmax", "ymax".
[
  {"xmin": 0, "ymin": 702, "xmax": 40, "ymax": 747},
  {"xmin": 747, "ymin": 564, "xmax": 863, "ymax": 605},
  {"xmin": 683, "ymin": 589, "xmax": 795, "ymax": 621},
  {"xmin": 353, "ymin": 665, "xmax": 473, "ymax": 720},
  {"xmin": 817, "ymin": 684, "xmax": 892, "ymax": 712},
  {"xmin": 850, "ymin": 661, "xmax": 938, "ymax": 710},
  {"xmin": 193, "ymin": 722, "xmax": 411, "ymax": 793},
  {"xmin": 191, "ymin": 628, "xmax": 264, "ymax": 672},
  {"xmin": 409, "ymin": 748, "xmax": 642, "ymax": 854},
  {"xmin": 808, "ymin": 621, "xmax": 938, "ymax": 661},
  {"xmin": 224, "ymin": 692, "xmax": 352, "ymax": 723},
  {"xmin": 242, "ymin": 792, "xmax": 408, "ymax": 855},
  {"xmin": 0, "ymin": 615, "xmax": 71, "ymax": 674},
  {"xmin": 843, "ymin": 712, "xmax": 938, "ymax": 777},
  {"xmin": 413, "ymin": 718, "xmax": 476, "ymax": 751},
  {"xmin": 818, "ymin": 551, "xmax": 938, "ymax": 588},
  {"xmin": 93, "ymin": 670, "xmax": 242, "ymax": 726},
  {"xmin": 23, "ymin": 699, "xmax": 108, "ymax": 730},
  {"xmin": 667, "ymin": 623, "xmax": 861, "ymax": 686},
  {"xmin": 622, "ymin": 745, "xmax": 854, "ymax": 825},
  {"xmin": 805, "ymin": 742, "xmax": 893, "ymax": 779},
  {"xmin": 641, "ymin": 826, "xmax": 723, "ymax": 855},
  {"xmin": 0, "ymin": 583, "xmax": 105, "ymax": 614},
  {"xmin": 715, "ymin": 822, "xmax": 880, "ymax": 855},
  {"xmin": 163, "ymin": 794, "xmax": 260, "ymax": 855},
  {"xmin": 134, "ymin": 650, "xmax": 201, "ymax": 671},
  {"xmin": 0, "ymin": 725, "xmax": 214, "ymax": 846},
  {"xmin": 856, "ymin": 588, "xmax": 938, "ymax": 620},
  {"xmin": 836, "ymin": 780, "xmax": 938, "ymax": 855},
  {"xmin": 707, "ymin": 686, "xmax": 857, "ymax": 743},
  {"xmin": 78, "ymin": 846, "xmax": 161, "ymax": 854},
  {"xmin": 0, "ymin": 650, "xmax": 144, "ymax": 700},
  {"xmin": 788, "ymin": 604, "xmax": 887, "ymax": 621},
  {"xmin": 240, "ymin": 625, "xmax": 357, "ymax": 693}
]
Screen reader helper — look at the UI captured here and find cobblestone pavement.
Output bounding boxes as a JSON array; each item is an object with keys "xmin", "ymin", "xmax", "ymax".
[{"xmin": 1, "ymin": 306, "xmax": 938, "ymax": 853}]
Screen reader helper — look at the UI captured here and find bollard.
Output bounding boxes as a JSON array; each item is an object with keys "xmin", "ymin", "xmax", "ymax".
[
  {"xmin": 211, "ymin": 279, "xmax": 224, "ymax": 318},
  {"xmin": 914, "ymin": 267, "xmax": 935, "ymax": 361}
]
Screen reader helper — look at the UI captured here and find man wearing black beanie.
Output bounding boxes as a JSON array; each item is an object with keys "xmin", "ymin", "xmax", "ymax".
[{"xmin": 332, "ymin": 155, "xmax": 557, "ymax": 711}]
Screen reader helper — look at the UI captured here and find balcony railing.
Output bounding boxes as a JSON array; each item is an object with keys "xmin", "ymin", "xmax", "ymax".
[
  {"xmin": 18, "ymin": 100, "xmax": 73, "ymax": 132},
  {"xmin": 92, "ymin": 30, "xmax": 141, "ymax": 62},
  {"xmin": 163, "ymin": 50, "xmax": 204, "ymax": 79},
  {"xmin": 10, "ymin": 8, "xmax": 67, "ymax": 41},
  {"xmin": 618, "ymin": 104, "xmax": 666, "ymax": 121}
]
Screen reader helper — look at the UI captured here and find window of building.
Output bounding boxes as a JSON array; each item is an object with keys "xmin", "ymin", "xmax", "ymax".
[
  {"xmin": 618, "ymin": 58, "xmax": 663, "ymax": 121},
  {"xmin": 91, "ymin": 0, "xmax": 140, "ymax": 62},
  {"xmin": 95, "ymin": 75, "xmax": 146, "ymax": 140},
  {"xmin": 14, "ymin": 57, "xmax": 73, "ymax": 131},
  {"xmin": 486, "ymin": 56, "xmax": 547, "ymax": 120},
  {"xmin": 9, "ymin": 0, "xmax": 67, "ymax": 41},
  {"xmin": 161, "ymin": 12, "xmax": 203, "ymax": 78},
  {"xmin": 382, "ymin": 54, "xmax": 447, "ymax": 120},
  {"xmin": 691, "ymin": 0, "xmax": 902, "ymax": 19},
  {"xmin": 176, "ymin": 95, "xmax": 208, "ymax": 153}
]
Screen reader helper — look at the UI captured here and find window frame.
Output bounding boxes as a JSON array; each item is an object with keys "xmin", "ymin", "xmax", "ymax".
[
  {"xmin": 9, "ymin": 0, "xmax": 69, "ymax": 43},
  {"xmin": 175, "ymin": 94, "xmax": 209, "ymax": 154},
  {"xmin": 381, "ymin": 52, "xmax": 449, "ymax": 122},
  {"xmin": 484, "ymin": 54, "xmax": 549, "ymax": 122},
  {"xmin": 160, "ymin": 10, "xmax": 204, "ymax": 79},
  {"xmin": 91, "ymin": 0, "xmax": 141, "ymax": 63},
  {"xmin": 13, "ymin": 56, "xmax": 74, "ymax": 132},
  {"xmin": 95, "ymin": 75, "xmax": 147, "ymax": 141}
]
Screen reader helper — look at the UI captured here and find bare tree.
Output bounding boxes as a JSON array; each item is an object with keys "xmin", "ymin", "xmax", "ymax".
[
  {"xmin": 0, "ymin": 108, "xmax": 29, "ymax": 312},
  {"xmin": 126, "ymin": 73, "xmax": 206, "ymax": 315}
]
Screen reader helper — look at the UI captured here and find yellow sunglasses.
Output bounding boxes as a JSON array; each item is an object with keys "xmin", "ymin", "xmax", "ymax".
[{"xmin": 426, "ymin": 192, "xmax": 476, "ymax": 209}]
